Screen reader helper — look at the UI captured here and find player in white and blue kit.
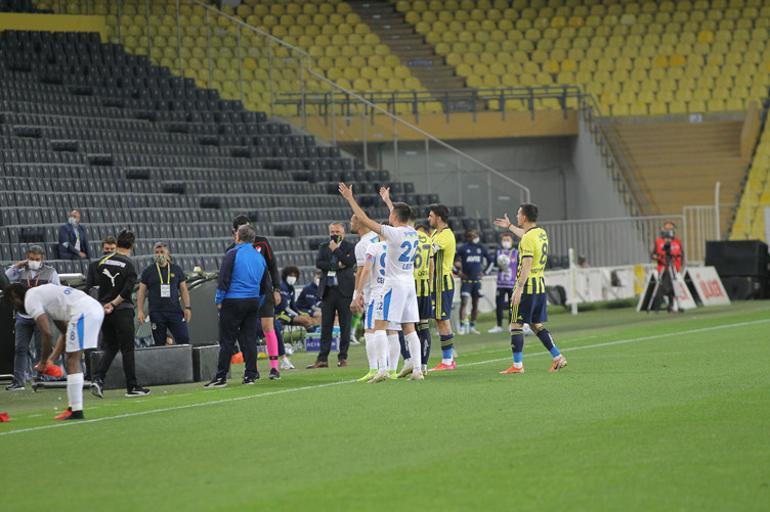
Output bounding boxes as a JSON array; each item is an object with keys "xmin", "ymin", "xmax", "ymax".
[
  {"xmin": 352, "ymin": 213, "xmax": 381, "ymax": 382},
  {"xmin": 339, "ymin": 182, "xmax": 424, "ymax": 381}
]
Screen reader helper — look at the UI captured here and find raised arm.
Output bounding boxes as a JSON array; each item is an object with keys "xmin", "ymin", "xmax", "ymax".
[
  {"xmin": 379, "ymin": 186, "xmax": 394, "ymax": 212},
  {"xmin": 339, "ymin": 183, "xmax": 384, "ymax": 237},
  {"xmin": 494, "ymin": 213, "xmax": 525, "ymax": 239}
]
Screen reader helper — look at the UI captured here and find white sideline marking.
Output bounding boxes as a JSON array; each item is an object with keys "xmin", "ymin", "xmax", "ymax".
[{"xmin": 2, "ymin": 318, "xmax": 768, "ymax": 437}]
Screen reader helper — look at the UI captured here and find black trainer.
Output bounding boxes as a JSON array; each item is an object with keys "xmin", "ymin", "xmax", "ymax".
[
  {"xmin": 5, "ymin": 382, "xmax": 25, "ymax": 391},
  {"xmin": 242, "ymin": 376, "xmax": 257, "ymax": 385},
  {"xmin": 91, "ymin": 379, "xmax": 104, "ymax": 399},
  {"xmin": 269, "ymin": 368, "xmax": 281, "ymax": 380},
  {"xmin": 204, "ymin": 377, "xmax": 227, "ymax": 389},
  {"xmin": 125, "ymin": 386, "xmax": 151, "ymax": 398}
]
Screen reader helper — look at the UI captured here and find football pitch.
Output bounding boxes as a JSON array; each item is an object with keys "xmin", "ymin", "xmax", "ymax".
[{"xmin": 2, "ymin": 302, "xmax": 769, "ymax": 511}]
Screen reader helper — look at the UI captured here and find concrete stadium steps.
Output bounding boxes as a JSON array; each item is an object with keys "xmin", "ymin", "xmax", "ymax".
[
  {"xmin": 348, "ymin": 0, "xmax": 466, "ymax": 92},
  {"xmin": 606, "ymin": 119, "xmax": 746, "ymax": 230}
]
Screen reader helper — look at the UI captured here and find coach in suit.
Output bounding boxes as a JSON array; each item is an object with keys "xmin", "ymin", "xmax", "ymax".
[
  {"xmin": 57, "ymin": 210, "xmax": 90, "ymax": 260},
  {"xmin": 307, "ymin": 222, "xmax": 356, "ymax": 368}
]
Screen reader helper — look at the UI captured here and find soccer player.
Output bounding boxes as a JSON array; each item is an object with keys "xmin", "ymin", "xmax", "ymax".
[
  {"xmin": 399, "ymin": 221, "xmax": 433, "ymax": 376},
  {"xmin": 488, "ymin": 232, "xmax": 518, "ymax": 334},
  {"xmin": 494, "ymin": 204, "xmax": 568, "ymax": 374},
  {"xmin": 5, "ymin": 283, "xmax": 104, "ymax": 420},
  {"xmin": 428, "ymin": 204, "xmax": 457, "ymax": 371},
  {"xmin": 455, "ymin": 229, "xmax": 492, "ymax": 335},
  {"xmin": 351, "ymin": 212, "xmax": 381, "ymax": 381},
  {"xmin": 339, "ymin": 183, "xmax": 424, "ymax": 382}
]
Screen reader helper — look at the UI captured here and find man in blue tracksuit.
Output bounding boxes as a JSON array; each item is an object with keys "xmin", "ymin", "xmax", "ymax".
[{"xmin": 205, "ymin": 225, "xmax": 266, "ymax": 388}]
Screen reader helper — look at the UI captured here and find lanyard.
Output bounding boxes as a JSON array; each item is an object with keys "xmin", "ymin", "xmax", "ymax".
[
  {"xmin": 99, "ymin": 252, "xmax": 115, "ymax": 266},
  {"xmin": 156, "ymin": 263, "xmax": 171, "ymax": 285},
  {"xmin": 26, "ymin": 271, "xmax": 40, "ymax": 288}
]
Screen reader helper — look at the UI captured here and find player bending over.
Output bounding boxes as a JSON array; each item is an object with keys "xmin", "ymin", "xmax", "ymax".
[
  {"xmin": 494, "ymin": 204, "xmax": 567, "ymax": 374},
  {"xmin": 5, "ymin": 283, "xmax": 105, "ymax": 419},
  {"xmin": 339, "ymin": 183, "xmax": 424, "ymax": 382}
]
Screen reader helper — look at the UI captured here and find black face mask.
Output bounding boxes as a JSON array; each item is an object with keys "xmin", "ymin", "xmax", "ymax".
[{"xmin": 330, "ymin": 235, "xmax": 342, "ymax": 243}]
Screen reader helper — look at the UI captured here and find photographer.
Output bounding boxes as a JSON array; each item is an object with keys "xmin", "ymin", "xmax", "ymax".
[{"xmin": 650, "ymin": 221, "xmax": 684, "ymax": 313}]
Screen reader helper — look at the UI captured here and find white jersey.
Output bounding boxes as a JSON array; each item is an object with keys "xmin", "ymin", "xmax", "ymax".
[
  {"xmin": 380, "ymin": 225, "xmax": 419, "ymax": 284},
  {"xmin": 365, "ymin": 241, "xmax": 387, "ymax": 296},
  {"xmin": 355, "ymin": 231, "xmax": 380, "ymax": 300},
  {"xmin": 24, "ymin": 283, "xmax": 98, "ymax": 322}
]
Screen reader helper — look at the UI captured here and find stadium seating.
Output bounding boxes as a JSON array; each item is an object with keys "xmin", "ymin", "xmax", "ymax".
[
  {"xmin": 31, "ymin": 0, "xmax": 432, "ymax": 115},
  {"xmin": 731, "ymin": 115, "xmax": 770, "ymax": 240},
  {"xmin": 0, "ymin": 30, "xmax": 481, "ymax": 280},
  {"xmin": 393, "ymin": 0, "xmax": 770, "ymax": 115}
]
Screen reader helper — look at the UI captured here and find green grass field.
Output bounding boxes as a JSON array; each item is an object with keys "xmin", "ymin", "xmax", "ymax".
[{"xmin": 2, "ymin": 302, "xmax": 769, "ymax": 511}]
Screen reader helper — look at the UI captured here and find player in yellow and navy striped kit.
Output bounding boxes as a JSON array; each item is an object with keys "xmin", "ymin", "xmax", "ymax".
[
  {"xmin": 411, "ymin": 223, "xmax": 433, "ymax": 375},
  {"xmin": 494, "ymin": 203, "xmax": 567, "ymax": 374},
  {"xmin": 428, "ymin": 204, "xmax": 457, "ymax": 371}
]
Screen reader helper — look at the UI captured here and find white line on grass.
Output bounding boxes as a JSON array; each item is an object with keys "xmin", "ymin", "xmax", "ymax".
[{"xmin": 2, "ymin": 317, "xmax": 768, "ymax": 437}]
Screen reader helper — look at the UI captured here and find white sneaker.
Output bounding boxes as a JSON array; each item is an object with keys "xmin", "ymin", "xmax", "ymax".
[
  {"xmin": 469, "ymin": 326, "xmax": 481, "ymax": 335},
  {"xmin": 488, "ymin": 325, "xmax": 504, "ymax": 333},
  {"xmin": 367, "ymin": 369, "xmax": 390, "ymax": 383},
  {"xmin": 349, "ymin": 335, "xmax": 361, "ymax": 346},
  {"xmin": 284, "ymin": 343, "xmax": 294, "ymax": 355},
  {"xmin": 409, "ymin": 371, "xmax": 424, "ymax": 381},
  {"xmin": 397, "ymin": 361, "xmax": 415, "ymax": 378},
  {"xmin": 457, "ymin": 323, "xmax": 467, "ymax": 336},
  {"xmin": 280, "ymin": 357, "xmax": 295, "ymax": 370}
]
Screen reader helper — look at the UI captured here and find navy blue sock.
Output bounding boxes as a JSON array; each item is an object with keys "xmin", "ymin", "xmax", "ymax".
[
  {"xmin": 535, "ymin": 327, "xmax": 561, "ymax": 358},
  {"xmin": 418, "ymin": 321, "xmax": 431, "ymax": 365},
  {"xmin": 510, "ymin": 328, "xmax": 524, "ymax": 364},
  {"xmin": 398, "ymin": 331, "xmax": 410, "ymax": 359},
  {"xmin": 440, "ymin": 333, "xmax": 454, "ymax": 360}
]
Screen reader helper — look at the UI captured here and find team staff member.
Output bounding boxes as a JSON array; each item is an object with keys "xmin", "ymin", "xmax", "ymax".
[
  {"xmin": 455, "ymin": 229, "xmax": 492, "ymax": 335},
  {"xmin": 428, "ymin": 204, "xmax": 457, "ymax": 371},
  {"xmin": 4, "ymin": 245, "xmax": 60, "ymax": 391},
  {"xmin": 650, "ymin": 221, "xmax": 684, "ymax": 313},
  {"xmin": 229, "ymin": 216, "xmax": 284, "ymax": 380},
  {"xmin": 488, "ymin": 233, "xmax": 518, "ymax": 334},
  {"xmin": 495, "ymin": 205, "xmax": 567, "ymax": 374},
  {"xmin": 206, "ymin": 225, "xmax": 266, "ymax": 388},
  {"xmin": 296, "ymin": 270, "xmax": 322, "ymax": 317},
  {"xmin": 5, "ymin": 283, "xmax": 104, "ymax": 420},
  {"xmin": 88, "ymin": 230, "xmax": 150, "ymax": 398},
  {"xmin": 136, "ymin": 242, "xmax": 192, "ymax": 346},
  {"xmin": 57, "ymin": 209, "xmax": 90, "ymax": 260},
  {"xmin": 307, "ymin": 222, "xmax": 357, "ymax": 369}
]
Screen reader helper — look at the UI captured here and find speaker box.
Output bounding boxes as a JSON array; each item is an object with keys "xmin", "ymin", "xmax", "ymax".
[
  {"xmin": 705, "ymin": 240, "xmax": 769, "ymax": 278},
  {"xmin": 720, "ymin": 276, "xmax": 766, "ymax": 300}
]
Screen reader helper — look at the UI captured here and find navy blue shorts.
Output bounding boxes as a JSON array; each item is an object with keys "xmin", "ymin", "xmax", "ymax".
[
  {"xmin": 432, "ymin": 289, "xmax": 454, "ymax": 321},
  {"xmin": 511, "ymin": 292, "xmax": 548, "ymax": 325},
  {"xmin": 460, "ymin": 280, "xmax": 483, "ymax": 299},
  {"xmin": 417, "ymin": 294, "xmax": 433, "ymax": 320}
]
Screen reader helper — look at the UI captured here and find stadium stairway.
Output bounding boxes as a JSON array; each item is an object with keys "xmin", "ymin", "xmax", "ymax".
[
  {"xmin": 347, "ymin": 1, "xmax": 467, "ymax": 94},
  {"xmin": 0, "ymin": 29, "xmax": 481, "ymax": 279},
  {"xmin": 731, "ymin": 113, "xmax": 770, "ymax": 240},
  {"xmin": 605, "ymin": 118, "xmax": 746, "ymax": 231}
]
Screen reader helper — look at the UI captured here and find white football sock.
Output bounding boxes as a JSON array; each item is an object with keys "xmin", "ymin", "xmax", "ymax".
[
  {"xmin": 405, "ymin": 332, "xmax": 422, "ymax": 374},
  {"xmin": 363, "ymin": 332, "xmax": 377, "ymax": 370},
  {"xmin": 67, "ymin": 372, "xmax": 84, "ymax": 412},
  {"xmin": 387, "ymin": 333, "xmax": 400, "ymax": 372},
  {"xmin": 373, "ymin": 330, "xmax": 389, "ymax": 370}
]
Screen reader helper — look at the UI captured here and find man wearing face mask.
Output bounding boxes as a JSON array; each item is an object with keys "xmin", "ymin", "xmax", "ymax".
[
  {"xmin": 4, "ymin": 245, "xmax": 60, "ymax": 391},
  {"xmin": 489, "ymin": 233, "xmax": 518, "ymax": 334},
  {"xmin": 296, "ymin": 270, "xmax": 322, "ymax": 318},
  {"xmin": 455, "ymin": 230, "xmax": 492, "ymax": 335},
  {"xmin": 307, "ymin": 222, "xmax": 357, "ymax": 369},
  {"xmin": 57, "ymin": 210, "xmax": 90, "ymax": 260},
  {"xmin": 136, "ymin": 242, "xmax": 191, "ymax": 347}
]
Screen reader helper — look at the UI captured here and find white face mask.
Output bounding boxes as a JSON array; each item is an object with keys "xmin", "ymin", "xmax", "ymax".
[
  {"xmin": 502, "ymin": 241, "xmax": 512, "ymax": 249},
  {"xmin": 472, "ymin": 237, "xmax": 480, "ymax": 244},
  {"xmin": 286, "ymin": 276, "xmax": 297, "ymax": 286},
  {"xmin": 68, "ymin": 216, "xmax": 78, "ymax": 225},
  {"xmin": 28, "ymin": 260, "xmax": 42, "ymax": 271},
  {"xmin": 313, "ymin": 278, "xmax": 320, "ymax": 286}
]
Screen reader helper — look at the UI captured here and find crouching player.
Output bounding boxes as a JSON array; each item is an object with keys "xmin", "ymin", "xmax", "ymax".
[
  {"xmin": 5, "ymin": 283, "xmax": 105, "ymax": 419},
  {"xmin": 494, "ymin": 204, "xmax": 567, "ymax": 374}
]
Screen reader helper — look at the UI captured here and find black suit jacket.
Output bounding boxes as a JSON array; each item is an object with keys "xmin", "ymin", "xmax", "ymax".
[{"xmin": 315, "ymin": 239, "xmax": 356, "ymax": 298}]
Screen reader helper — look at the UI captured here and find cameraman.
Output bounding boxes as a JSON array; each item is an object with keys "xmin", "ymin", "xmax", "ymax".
[{"xmin": 650, "ymin": 221, "xmax": 683, "ymax": 313}]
